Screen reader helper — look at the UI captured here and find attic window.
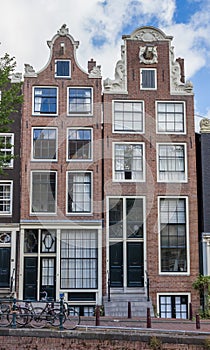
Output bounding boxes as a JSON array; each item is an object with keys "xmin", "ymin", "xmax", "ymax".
[{"xmin": 55, "ymin": 60, "xmax": 71, "ymax": 78}]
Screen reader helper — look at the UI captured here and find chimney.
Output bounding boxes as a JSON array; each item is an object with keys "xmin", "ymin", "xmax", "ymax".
[{"xmin": 88, "ymin": 58, "xmax": 96, "ymax": 73}]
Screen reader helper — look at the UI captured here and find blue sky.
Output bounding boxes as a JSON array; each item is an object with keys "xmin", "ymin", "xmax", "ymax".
[{"xmin": 0, "ymin": 0, "xmax": 209, "ymax": 129}]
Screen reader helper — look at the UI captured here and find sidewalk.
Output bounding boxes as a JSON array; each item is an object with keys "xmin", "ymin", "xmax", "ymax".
[{"xmin": 78, "ymin": 316, "xmax": 210, "ymax": 334}]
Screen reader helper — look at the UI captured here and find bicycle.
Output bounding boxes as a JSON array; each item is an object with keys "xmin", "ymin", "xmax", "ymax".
[
  {"xmin": 0, "ymin": 299, "xmax": 30, "ymax": 327},
  {"xmin": 61, "ymin": 301, "xmax": 80, "ymax": 330},
  {"xmin": 25, "ymin": 298, "xmax": 63, "ymax": 329}
]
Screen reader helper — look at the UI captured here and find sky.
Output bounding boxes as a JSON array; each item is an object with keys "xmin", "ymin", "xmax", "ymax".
[{"xmin": 0, "ymin": 0, "xmax": 210, "ymax": 131}]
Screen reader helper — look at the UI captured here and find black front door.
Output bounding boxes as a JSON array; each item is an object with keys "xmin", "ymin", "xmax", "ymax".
[
  {"xmin": 127, "ymin": 242, "xmax": 144, "ymax": 287},
  {"xmin": 0, "ymin": 248, "xmax": 10, "ymax": 288},
  {"xmin": 24, "ymin": 257, "xmax": 37, "ymax": 300},
  {"xmin": 109, "ymin": 242, "xmax": 123, "ymax": 287}
]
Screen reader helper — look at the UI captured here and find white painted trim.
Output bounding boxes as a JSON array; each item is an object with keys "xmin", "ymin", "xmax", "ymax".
[
  {"xmin": 66, "ymin": 127, "xmax": 93, "ymax": 162},
  {"xmin": 112, "ymin": 141, "xmax": 146, "ymax": 182},
  {"xmin": 157, "ymin": 292, "xmax": 191, "ymax": 318},
  {"xmin": 158, "ymin": 196, "xmax": 190, "ymax": 276},
  {"xmin": 54, "ymin": 59, "xmax": 71, "ymax": 78},
  {"xmin": 0, "ymin": 180, "xmax": 13, "ymax": 216},
  {"xmin": 156, "ymin": 142, "xmax": 188, "ymax": 183},
  {"xmin": 155, "ymin": 100, "xmax": 186, "ymax": 135},
  {"xmin": 66, "ymin": 170, "xmax": 93, "ymax": 215},
  {"xmin": 0, "ymin": 133, "xmax": 14, "ymax": 168},
  {"xmin": 140, "ymin": 68, "xmax": 157, "ymax": 90},
  {"xmin": 67, "ymin": 87, "xmax": 93, "ymax": 117},
  {"xmin": 31, "ymin": 127, "xmax": 58, "ymax": 162},
  {"xmin": 32, "ymin": 86, "xmax": 58, "ymax": 116},
  {"xmin": 30, "ymin": 170, "xmax": 57, "ymax": 215},
  {"xmin": 112, "ymin": 99, "xmax": 145, "ymax": 134}
]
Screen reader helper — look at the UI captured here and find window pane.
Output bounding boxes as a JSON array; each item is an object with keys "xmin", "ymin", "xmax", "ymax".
[
  {"xmin": 157, "ymin": 103, "xmax": 184, "ymax": 133},
  {"xmin": 69, "ymin": 88, "xmax": 92, "ymax": 114},
  {"xmin": 0, "ymin": 134, "xmax": 13, "ymax": 167},
  {"xmin": 126, "ymin": 198, "xmax": 144, "ymax": 238},
  {"xmin": 34, "ymin": 88, "xmax": 57, "ymax": 114},
  {"xmin": 33, "ymin": 129, "xmax": 57, "ymax": 159},
  {"xmin": 31, "ymin": 172, "xmax": 56, "ymax": 213},
  {"xmin": 158, "ymin": 144, "xmax": 186, "ymax": 182},
  {"xmin": 0, "ymin": 183, "xmax": 12, "ymax": 214},
  {"xmin": 114, "ymin": 101, "xmax": 143, "ymax": 132},
  {"xmin": 56, "ymin": 60, "xmax": 70, "ymax": 77},
  {"xmin": 141, "ymin": 69, "xmax": 156, "ymax": 89},
  {"xmin": 114, "ymin": 144, "xmax": 144, "ymax": 181},
  {"xmin": 160, "ymin": 198, "xmax": 187, "ymax": 272},
  {"xmin": 68, "ymin": 172, "xmax": 91, "ymax": 213},
  {"xmin": 68, "ymin": 129, "xmax": 91, "ymax": 160},
  {"xmin": 109, "ymin": 198, "xmax": 123, "ymax": 238},
  {"xmin": 60, "ymin": 230, "xmax": 97, "ymax": 289}
]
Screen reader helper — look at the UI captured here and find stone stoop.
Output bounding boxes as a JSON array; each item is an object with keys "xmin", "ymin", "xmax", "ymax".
[{"xmin": 103, "ymin": 289, "xmax": 154, "ymax": 317}]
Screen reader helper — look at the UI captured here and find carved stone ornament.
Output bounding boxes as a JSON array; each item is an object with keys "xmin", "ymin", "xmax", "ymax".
[
  {"xmin": 139, "ymin": 46, "xmax": 158, "ymax": 64},
  {"xmin": 24, "ymin": 64, "xmax": 37, "ymax": 77},
  {"xmin": 104, "ymin": 45, "xmax": 126, "ymax": 92},
  {"xmin": 200, "ymin": 118, "xmax": 210, "ymax": 133},
  {"xmin": 89, "ymin": 65, "xmax": 102, "ymax": 78},
  {"xmin": 57, "ymin": 24, "xmax": 69, "ymax": 36},
  {"xmin": 128, "ymin": 27, "xmax": 172, "ymax": 42},
  {"xmin": 11, "ymin": 72, "xmax": 22, "ymax": 83},
  {"xmin": 170, "ymin": 46, "xmax": 193, "ymax": 94}
]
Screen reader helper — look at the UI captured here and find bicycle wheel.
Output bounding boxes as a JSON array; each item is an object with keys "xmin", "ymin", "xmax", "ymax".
[
  {"xmin": 49, "ymin": 308, "xmax": 66, "ymax": 327},
  {"xmin": 30, "ymin": 307, "xmax": 46, "ymax": 328},
  {"xmin": 8, "ymin": 307, "xmax": 31, "ymax": 327},
  {"xmin": 65, "ymin": 308, "xmax": 80, "ymax": 329},
  {"xmin": 0, "ymin": 304, "xmax": 10, "ymax": 327}
]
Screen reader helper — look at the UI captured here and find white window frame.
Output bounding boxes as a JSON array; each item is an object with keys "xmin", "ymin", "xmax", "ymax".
[
  {"xmin": 66, "ymin": 128, "xmax": 93, "ymax": 162},
  {"xmin": 157, "ymin": 292, "xmax": 191, "ymax": 319},
  {"xmin": 55, "ymin": 59, "xmax": 71, "ymax": 78},
  {"xmin": 112, "ymin": 100, "xmax": 145, "ymax": 134},
  {"xmin": 31, "ymin": 127, "xmax": 58, "ymax": 162},
  {"xmin": 66, "ymin": 171, "xmax": 93, "ymax": 215},
  {"xmin": 140, "ymin": 68, "xmax": 157, "ymax": 90},
  {"xmin": 67, "ymin": 87, "xmax": 93, "ymax": 116},
  {"xmin": 32, "ymin": 86, "xmax": 58, "ymax": 116},
  {"xmin": 158, "ymin": 196, "xmax": 190, "ymax": 276},
  {"xmin": 156, "ymin": 101, "xmax": 186, "ymax": 134},
  {"xmin": 112, "ymin": 142, "xmax": 145, "ymax": 182},
  {"xmin": 156, "ymin": 143, "xmax": 188, "ymax": 183},
  {"xmin": 0, "ymin": 181, "xmax": 13, "ymax": 216},
  {"xmin": 30, "ymin": 171, "xmax": 57, "ymax": 215},
  {"xmin": 0, "ymin": 133, "xmax": 14, "ymax": 168}
]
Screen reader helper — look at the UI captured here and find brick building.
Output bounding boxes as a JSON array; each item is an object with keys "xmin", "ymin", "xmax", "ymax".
[
  {"xmin": 0, "ymin": 75, "xmax": 22, "ymax": 298},
  {"xmin": 13, "ymin": 24, "xmax": 200, "ymax": 318},
  {"xmin": 103, "ymin": 26, "xmax": 199, "ymax": 318},
  {"xmin": 19, "ymin": 25, "xmax": 103, "ymax": 316}
]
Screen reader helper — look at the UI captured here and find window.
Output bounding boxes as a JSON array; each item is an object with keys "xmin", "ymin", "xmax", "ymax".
[
  {"xmin": 157, "ymin": 102, "xmax": 185, "ymax": 133},
  {"xmin": 158, "ymin": 144, "xmax": 187, "ymax": 182},
  {"xmin": 31, "ymin": 172, "xmax": 56, "ymax": 213},
  {"xmin": 0, "ymin": 182, "xmax": 12, "ymax": 215},
  {"xmin": 55, "ymin": 60, "xmax": 71, "ymax": 78},
  {"xmin": 159, "ymin": 295, "xmax": 188, "ymax": 319},
  {"xmin": 109, "ymin": 198, "xmax": 144, "ymax": 239},
  {"xmin": 67, "ymin": 172, "xmax": 91, "ymax": 213},
  {"xmin": 60, "ymin": 229, "xmax": 97, "ymax": 289},
  {"xmin": 68, "ymin": 88, "xmax": 92, "ymax": 115},
  {"xmin": 32, "ymin": 128, "xmax": 57, "ymax": 160},
  {"xmin": 140, "ymin": 68, "xmax": 156, "ymax": 89},
  {"xmin": 67, "ymin": 129, "xmax": 92, "ymax": 160},
  {"xmin": 0, "ymin": 134, "xmax": 14, "ymax": 167},
  {"xmin": 113, "ymin": 101, "xmax": 144, "ymax": 132},
  {"xmin": 159, "ymin": 198, "xmax": 187, "ymax": 273},
  {"xmin": 33, "ymin": 87, "xmax": 57, "ymax": 115},
  {"xmin": 114, "ymin": 143, "xmax": 144, "ymax": 181}
]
